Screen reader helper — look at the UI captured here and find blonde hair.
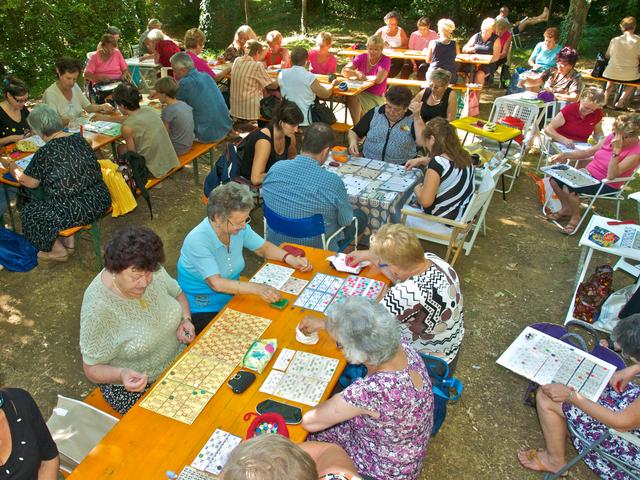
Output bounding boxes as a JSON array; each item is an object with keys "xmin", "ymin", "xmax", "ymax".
[
  {"xmin": 423, "ymin": 117, "xmax": 472, "ymax": 169},
  {"xmin": 316, "ymin": 31, "xmax": 333, "ymax": 47},
  {"xmin": 480, "ymin": 17, "xmax": 496, "ymax": 32},
  {"xmin": 184, "ymin": 28, "xmax": 206, "ymax": 49},
  {"xmin": 245, "ymin": 39, "xmax": 265, "ymax": 57},
  {"xmin": 438, "ymin": 19, "xmax": 456, "ymax": 38},
  {"xmin": 495, "ymin": 18, "xmax": 511, "ymax": 33},
  {"xmin": 266, "ymin": 30, "xmax": 283, "ymax": 44},
  {"xmin": 620, "ymin": 16, "xmax": 637, "ymax": 32},
  {"xmin": 370, "ymin": 224, "xmax": 425, "ymax": 268},
  {"xmin": 613, "ymin": 113, "xmax": 640, "ymax": 138},
  {"xmin": 367, "ymin": 34, "xmax": 385, "ymax": 48},
  {"xmin": 223, "ymin": 435, "xmax": 317, "ymax": 480},
  {"xmin": 234, "ymin": 25, "xmax": 257, "ymax": 46},
  {"xmin": 580, "ymin": 87, "xmax": 605, "ymax": 105}
]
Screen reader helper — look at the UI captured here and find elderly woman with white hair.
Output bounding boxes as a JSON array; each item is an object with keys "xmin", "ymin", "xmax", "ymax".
[
  {"xmin": 518, "ymin": 313, "xmax": 640, "ymax": 477},
  {"xmin": 461, "ymin": 17, "xmax": 501, "ymax": 85},
  {"xmin": 300, "ymin": 297, "xmax": 434, "ymax": 480},
  {"xmin": 0, "ymin": 105, "xmax": 110, "ymax": 261},
  {"xmin": 410, "ymin": 67, "xmax": 458, "ymax": 124},
  {"xmin": 424, "ymin": 19, "xmax": 459, "ymax": 83},
  {"xmin": 147, "ymin": 28, "xmax": 180, "ymax": 67},
  {"xmin": 177, "ymin": 182, "xmax": 312, "ymax": 333}
]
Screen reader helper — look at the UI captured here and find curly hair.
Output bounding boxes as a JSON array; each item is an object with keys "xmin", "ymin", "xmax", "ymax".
[
  {"xmin": 55, "ymin": 57, "xmax": 83, "ymax": 76},
  {"xmin": 556, "ymin": 46, "xmax": 579, "ymax": 67},
  {"xmin": 103, "ymin": 226, "xmax": 165, "ymax": 273}
]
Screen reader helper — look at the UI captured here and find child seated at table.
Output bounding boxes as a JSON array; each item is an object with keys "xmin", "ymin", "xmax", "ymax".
[
  {"xmin": 153, "ymin": 77, "xmax": 195, "ymax": 156},
  {"xmin": 265, "ymin": 30, "xmax": 291, "ymax": 68}
]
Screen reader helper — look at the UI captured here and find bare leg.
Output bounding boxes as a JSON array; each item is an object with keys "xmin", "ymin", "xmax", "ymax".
[
  {"xmin": 549, "ymin": 179, "xmax": 573, "ymax": 217},
  {"xmin": 615, "ymin": 86, "xmax": 637, "ymax": 109},
  {"xmin": 516, "ymin": 7, "xmax": 550, "ymax": 33},
  {"xmin": 300, "ymin": 441, "xmax": 360, "ymax": 477},
  {"xmin": 517, "ymin": 387, "xmax": 568, "ymax": 473},
  {"xmin": 604, "ymin": 82, "xmax": 616, "ymax": 107},
  {"xmin": 475, "ymin": 70, "xmax": 486, "ymax": 86},
  {"xmin": 346, "ymin": 96, "xmax": 362, "ymax": 125},
  {"xmin": 38, "ymin": 238, "xmax": 70, "ymax": 261},
  {"xmin": 59, "ymin": 234, "xmax": 75, "ymax": 251}
]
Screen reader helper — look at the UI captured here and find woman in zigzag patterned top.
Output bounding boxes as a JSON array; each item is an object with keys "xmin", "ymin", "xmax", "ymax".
[{"xmin": 345, "ymin": 224, "xmax": 464, "ymax": 372}]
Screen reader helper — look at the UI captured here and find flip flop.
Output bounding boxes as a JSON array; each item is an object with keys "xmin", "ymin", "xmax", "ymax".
[
  {"xmin": 547, "ymin": 212, "xmax": 570, "ymax": 222},
  {"xmin": 561, "ymin": 222, "xmax": 579, "ymax": 235},
  {"xmin": 518, "ymin": 449, "xmax": 568, "ymax": 477}
]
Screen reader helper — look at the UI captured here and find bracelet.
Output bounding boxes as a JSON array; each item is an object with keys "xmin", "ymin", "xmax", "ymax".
[
  {"xmin": 282, "ymin": 252, "xmax": 291, "ymax": 264},
  {"xmin": 181, "ymin": 316, "xmax": 191, "ymax": 323},
  {"xmin": 567, "ymin": 388, "xmax": 577, "ymax": 403}
]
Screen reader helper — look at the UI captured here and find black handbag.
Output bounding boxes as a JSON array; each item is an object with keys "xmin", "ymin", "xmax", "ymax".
[
  {"xmin": 308, "ymin": 99, "xmax": 336, "ymax": 125},
  {"xmin": 591, "ymin": 52, "xmax": 608, "ymax": 78},
  {"xmin": 259, "ymin": 95, "xmax": 282, "ymax": 119}
]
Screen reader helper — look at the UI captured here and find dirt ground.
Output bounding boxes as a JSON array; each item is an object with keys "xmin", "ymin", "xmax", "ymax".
[{"xmin": 1, "ymin": 96, "xmax": 636, "ymax": 479}]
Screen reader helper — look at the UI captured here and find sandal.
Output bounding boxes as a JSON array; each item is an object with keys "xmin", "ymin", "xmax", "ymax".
[
  {"xmin": 37, "ymin": 251, "xmax": 69, "ymax": 262},
  {"xmin": 561, "ymin": 221, "xmax": 579, "ymax": 235},
  {"xmin": 518, "ymin": 449, "xmax": 568, "ymax": 477}
]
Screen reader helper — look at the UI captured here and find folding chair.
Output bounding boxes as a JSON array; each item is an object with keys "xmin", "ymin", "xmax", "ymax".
[
  {"xmin": 544, "ymin": 427, "xmax": 640, "ymax": 479},
  {"xmin": 263, "ymin": 203, "xmax": 358, "ymax": 253},
  {"xmin": 401, "ymin": 159, "xmax": 510, "ymax": 265}
]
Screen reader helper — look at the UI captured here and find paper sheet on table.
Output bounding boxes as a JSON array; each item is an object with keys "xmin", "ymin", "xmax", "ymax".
[
  {"xmin": 327, "ymin": 252, "xmax": 370, "ymax": 274},
  {"xmin": 84, "ymin": 121, "xmax": 121, "ymax": 136},
  {"xmin": 15, "ymin": 154, "xmax": 33, "ymax": 169},
  {"xmin": 341, "ymin": 174, "xmax": 370, "ymax": 195},
  {"xmin": 553, "ymin": 142, "xmax": 593, "ymax": 153}
]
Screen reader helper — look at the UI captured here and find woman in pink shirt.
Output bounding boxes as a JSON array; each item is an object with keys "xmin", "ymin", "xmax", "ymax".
[
  {"xmin": 341, "ymin": 35, "xmax": 390, "ymax": 124},
  {"xmin": 184, "ymin": 28, "xmax": 216, "ymax": 80},
  {"xmin": 308, "ymin": 32, "xmax": 337, "ymax": 75},
  {"xmin": 548, "ymin": 113, "xmax": 640, "ymax": 234},
  {"xmin": 84, "ymin": 34, "xmax": 129, "ymax": 83},
  {"xmin": 405, "ymin": 16, "xmax": 439, "ymax": 80}
]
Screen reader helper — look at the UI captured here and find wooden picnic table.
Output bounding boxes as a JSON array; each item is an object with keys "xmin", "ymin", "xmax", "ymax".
[
  {"xmin": 337, "ymin": 48, "xmax": 427, "ymax": 61},
  {"xmin": 68, "ymin": 245, "xmax": 388, "ymax": 479}
]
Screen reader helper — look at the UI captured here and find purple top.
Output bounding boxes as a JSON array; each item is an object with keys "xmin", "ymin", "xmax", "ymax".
[
  {"xmin": 352, "ymin": 53, "xmax": 391, "ymax": 97},
  {"xmin": 308, "ymin": 341, "xmax": 434, "ymax": 480},
  {"xmin": 187, "ymin": 52, "xmax": 216, "ymax": 80},
  {"xmin": 308, "ymin": 49, "xmax": 338, "ymax": 74}
]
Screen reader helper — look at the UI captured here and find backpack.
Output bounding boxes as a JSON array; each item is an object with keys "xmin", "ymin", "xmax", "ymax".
[
  {"xmin": 259, "ymin": 95, "xmax": 282, "ymax": 120},
  {"xmin": 118, "ymin": 151, "xmax": 152, "ymax": 219},
  {"xmin": 203, "ymin": 139, "xmax": 252, "ymax": 197},
  {"xmin": 573, "ymin": 264, "xmax": 614, "ymax": 323}
]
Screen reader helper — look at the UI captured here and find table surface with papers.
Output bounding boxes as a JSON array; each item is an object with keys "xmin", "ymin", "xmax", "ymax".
[
  {"xmin": 324, "ymin": 155, "xmax": 423, "ymax": 240},
  {"xmin": 68, "ymin": 245, "xmax": 388, "ymax": 480}
]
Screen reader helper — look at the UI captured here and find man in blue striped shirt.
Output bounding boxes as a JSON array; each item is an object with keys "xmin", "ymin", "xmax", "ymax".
[{"xmin": 262, "ymin": 123, "xmax": 364, "ymax": 251}]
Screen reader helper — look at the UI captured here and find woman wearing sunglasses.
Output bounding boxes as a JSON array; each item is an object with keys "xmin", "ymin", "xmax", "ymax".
[
  {"xmin": 178, "ymin": 182, "xmax": 312, "ymax": 334},
  {"xmin": 0, "ymin": 76, "xmax": 30, "ymax": 147}
]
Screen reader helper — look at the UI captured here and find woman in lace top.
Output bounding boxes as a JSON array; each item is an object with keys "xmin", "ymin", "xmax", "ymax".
[{"xmin": 80, "ymin": 226, "xmax": 196, "ymax": 415}]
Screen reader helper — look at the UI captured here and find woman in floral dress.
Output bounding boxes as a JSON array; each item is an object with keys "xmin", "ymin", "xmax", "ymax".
[
  {"xmin": 518, "ymin": 313, "xmax": 640, "ymax": 478},
  {"xmin": 301, "ymin": 297, "xmax": 434, "ymax": 480}
]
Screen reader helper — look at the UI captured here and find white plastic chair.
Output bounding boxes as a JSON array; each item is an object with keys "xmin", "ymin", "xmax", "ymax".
[{"xmin": 401, "ymin": 158, "xmax": 510, "ymax": 265}]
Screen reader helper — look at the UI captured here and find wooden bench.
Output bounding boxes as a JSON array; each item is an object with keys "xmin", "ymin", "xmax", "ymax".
[
  {"xmin": 146, "ymin": 140, "xmax": 219, "ymax": 190},
  {"xmin": 386, "ymin": 78, "xmax": 483, "ymax": 92},
  {"xmin": 582, "ymin": 74, "xmax": 640, "ymax": 104},
  {"xmin": 59, "ymin": 206, "xmax": 113, "ymax": 269},
  {"xmin": 84, "ymin": 387, "xmax": 123, "ymax": 419}
]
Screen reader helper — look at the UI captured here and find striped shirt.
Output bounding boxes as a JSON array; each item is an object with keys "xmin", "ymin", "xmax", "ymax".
[
  {"xmin": 423, "ymin": 155, "xmax": 474, "ymax": 221},
  {"xmin": 230, "ymin": 56, "xmax": 274, "ymax": 120}
]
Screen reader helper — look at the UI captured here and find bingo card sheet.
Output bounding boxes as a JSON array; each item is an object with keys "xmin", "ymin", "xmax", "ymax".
[
  {"xmin": 191, "ymin": 429, "xmax": 242, "ymax": 476},
  {"xmin": 249, "ymin": 263, "xmax": 295, "ymax": 290},
  {"xmin": 294, "ymin": 273, "xmax": 345, "ymax": 312},
  {"xmin": 497, "ymin": 326, "xmax": 616, "ymax": 401}
]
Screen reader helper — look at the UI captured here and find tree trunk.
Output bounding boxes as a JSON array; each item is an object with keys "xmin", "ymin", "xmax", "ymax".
[
  {"xmin": 244, "ymin": 0, "xmax": 249, "ymax": 24},
  {"xmin": 300, "ymin": 0, "xmax": 307, "ymax": 34},
  {"xmin": 562, "ymin": 0, "xmax": 591, "ymax": 48}
]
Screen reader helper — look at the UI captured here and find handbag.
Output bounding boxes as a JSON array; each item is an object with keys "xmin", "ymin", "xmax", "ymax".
[
  {"xmin": 308, "ymin": 99, "xmax": 336, "ymax": 125},
  {"xmin": 461, "ymin": 90, "xmax": 480, "ymax": 118},
  {"xmin": 118, "ymin": 151, "xmax": 152, "ymax": 219},
  {"xmin": 591, "ymin": 52, "xmax": 608, "ymax": 78},
  {"xmin": 0, "ymin": 227, "xmax": 38, "ymax": 272},
  {"xmin": 259, "ymin": 95, "xmax": 282, "ymax": 119},
  {"xmin": 573, "ymin": 264, "xmax": 614, "ymax": 323}
]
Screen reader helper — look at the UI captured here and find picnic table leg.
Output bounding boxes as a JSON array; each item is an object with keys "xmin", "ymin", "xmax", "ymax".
[
  {"xmin": 193, "ymin": 157, "xmax": 200, "ymax": 185},
  {"xmin": 3, "ymin": 184, "xmax": 16, "ymax": 231},
  {"xmin": 91, "ymin": 221, "xmax": 104, "ymax": 270},
  {"xmin": 110, "ymin": 142, "xmax": 118, "ymax": 159}
]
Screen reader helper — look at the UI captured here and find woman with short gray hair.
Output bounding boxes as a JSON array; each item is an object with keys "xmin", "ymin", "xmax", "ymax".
[
  {"xmin": 301, "ymin": 296, "xmax": 434, "ymax": 480},
  {"xmin": 410, "ymin": 67, "xmax": 458, "ymax": 127},
  {"xmin": 0, "ymin": 104, "xmax": 110, "ymax": 261},
  {"xmin": 177, "ymin": 182, "xmax": 312, "ymax": 333}
]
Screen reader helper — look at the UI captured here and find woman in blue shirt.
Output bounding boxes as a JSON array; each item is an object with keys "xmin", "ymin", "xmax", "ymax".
[
  {"xmin": 528, "ymin": 27, "xmax": 562, "ymax": 71},
  {"xmin": 178, "ymin": 182, "xmax": 312, "ymax": 333}
]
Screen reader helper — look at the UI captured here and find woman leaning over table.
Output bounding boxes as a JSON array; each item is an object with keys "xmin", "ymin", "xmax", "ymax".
[
  {"xmin": 177, "ymin": 182, "xmax": 312, "ymax": 335},
  {"xmin": 341, "ymin": 35, "xmax": 390, "ymax": 125},
  {"xmin": 409, "ymin": 67, "xmax": 457, "ymax": 123},
  {"xmin": 80, "ymin": 226, "xmax": 195, "ymax": 415},
  {"xmin": 518, "ymin": 313, "xmax": 640, "ymax": 477},
  {"xmin": 0, "ymin": 76, "xmax": 30, "ymax": 147},
  {"xmin": 543, "ymin": 87, "xmax": 605, "ymax": 153},
  {"xmin": 547, "ymin": 113, "xmax": 640, "ymax": 234},
  {"xmin": 84, "ymin": 34, "xmax": 130, "ymax": 85},
  {"xmin": 42, "ymin": 57, "xmax": 114, "ymax": 126},
  {"xmin": 300, "ymin": 297, "xmax": 434, "ymax": 480},
  {"xmin": 0, "ymin": 386, "xmax": 60, "ymax": 479},
  {"xmin": 0, "ymin": 105, "xmax": 111, "ymax": 262}
]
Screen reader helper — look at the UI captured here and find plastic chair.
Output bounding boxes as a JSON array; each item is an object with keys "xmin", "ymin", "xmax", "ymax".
[
  {"xmin": 262, "ymin": 203, "xmax": 358, "ymax": 253},
  {"xmin": 401, "ymin": 158, "xmax": 510, "ymax": 265}
]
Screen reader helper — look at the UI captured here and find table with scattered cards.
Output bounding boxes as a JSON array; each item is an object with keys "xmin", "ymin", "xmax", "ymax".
[{"xmin": 68, "ymin": 245, "xmax": 388, "ymax": 479}]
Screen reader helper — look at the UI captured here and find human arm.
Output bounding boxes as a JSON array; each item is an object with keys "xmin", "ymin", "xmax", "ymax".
[
  {"xmin": 607, "ymin": 134, "xmax": 640, "ymax": 180},
  {"xmin": 345, "ymin": 249, "xmax": 375, "ymax": 266},
  {"xmin": 347, "ymin": 129, "xmax": 363, "ymax": 156},
  {"xmin": 250, "ymin": 137, "xmax": 273, "ymax": 185},
  {"xmin": 287, "ymin": 134, "xmax": 297, "ymax": 159},
  {"xmin": 0, "ymin": 133, "xmax": 28, "ymax": 146},
  {"xmin": 490, "ymin": 38, "xmax": 501, "ymax": 63},
  {"xmin": 414, "ymin": 168, "xmax": 441, "ymax": 208},
  {"xmin": 121, "ymin": 124, "xmax": 136, "ymax": 152},
  {"xmin": 341, "ymin": 61, "xmax": 364, "ymax": 80},
  {"xmin": 610, "ymin": 364, "xmax": 640, "ymax": 392},
  {"xmin": 349, "ymin": 108, "xmax": 373, "ymax": 155},
  {"xmin": 83, "ymin": 362, "xmax": 148, "ymax": 392},
  {"xmin": 424, "ymin": 42, "xmax": 435, "ymax": 63},
  {"xmin": 302, "ymin": 393, "xmax": 379, "ymax": 432},
  {"xmin": 85, "ymin": 103, "xmax": 114, "ymax": 114},
  {"xmin": 310, "ymin": 78, "xmax": 336, "ymax": 99},
  {"xmin": 549, "ymin": 137, "xmax": 605, "ymax": 164},
  {"xmin": 528, "ymin": 43, "xmax": 541, "ymax": 68},
  {"xmin": 543, "ymin": 112, "xmax": 574, "ymax": 147},
  {"xmin": 500, "ymin": 36, "xmax": 512, "ymax": 60},
  {"xmin": 593, "ymin": 121, "xmax": 604, "ymax": 143},
  {"xmin": 253, "ymin": 241, "xmax": 312, "ymax": 272},
  {"xmin": 446, "ymin": 89, "xmax": 457, "ymax": 121},
  {"xmin": 0, "ymin": 157, "xmax": 41, "ymax": 188},
  {"xmin": 541, "ymin": 382, "xmax": 640, "ymax": 432},
  {"xmin": 462, "ymin": 34, "xmax": 477, "ymax": 53},
  {"xmin": 175, "ymin": 291, "xmax": 195, "ymax": 344},
  {"xmin": 372, "ymin": 58, "xmax": 390, "ymax": 84},
  {"xmin": 298, "ymin": 315, "xmax": 327, "ymax": 334},
  {"xmin": 399, "ymin": 28, "xmax": 409, "ymax": 49},
  {"xmin": 38, "ymin": 457, "xmax": 60, "ymax": 480},
  {"xmin": 409, "ymin": 89, "xmax": 426, "ymax": 114}
]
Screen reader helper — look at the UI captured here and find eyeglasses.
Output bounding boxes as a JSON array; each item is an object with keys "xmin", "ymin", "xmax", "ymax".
[
  {"xmin": 11, "ymin": 94, "xmax": 28, "ymax": 104},
  {"xmin": 226, "ymin": 216, "xmax": 251, "ymax": 228}
]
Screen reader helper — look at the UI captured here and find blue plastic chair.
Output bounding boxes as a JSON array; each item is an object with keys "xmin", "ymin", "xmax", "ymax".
[{"xmin": 262, "ymin": 203, "xmax": 357, "ymax": 252}]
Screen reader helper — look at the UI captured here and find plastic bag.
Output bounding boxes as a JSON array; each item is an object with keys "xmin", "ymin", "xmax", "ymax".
[{"xmin": 0, "ymin": 227, "xmax": 38, "ymax": 271}]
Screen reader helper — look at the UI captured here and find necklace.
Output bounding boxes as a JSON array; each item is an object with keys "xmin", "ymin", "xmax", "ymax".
[
  {"xmin": 112, "ymin": 273, "xmax": 148, "ymax": 309},
  {"xmin": 367, "ymin": 55, "xmax": 382, "ymax": 68}
]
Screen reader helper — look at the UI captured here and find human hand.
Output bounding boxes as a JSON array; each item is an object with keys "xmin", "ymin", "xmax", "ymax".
[
  {"xmin": 287, "ymin": 255, "xmax": 312, "ymax": 272},
  {"xmin": 255, "ymin": 283, "xmax": 281, "ymax": 303},
  {"xmin": 120, "ymin": 368, "xmax": 148, "ymax": 392},
  {"xmin": 609, "ymin": 366, "xmax": 637, "ymax": 393},
  {"xmin": 100, "ymin": 103, "xmax": 114, "ymax": 114},
  {"xmin": 345, "ymin": 250, "xmax": 370, "ymax": 267},
  {"xmin": 176, "ymin": 319, "xmax": 196, "ymax": 344},
  {"xmin": 404, "ymin": 158, "xmax": 425, "ymax": 170},
  {"xmin": 612, "ymin": 134, "xmax": 623, "ymax": 156},
  {"xmin": 549, "ymin": 153, "xmax": 565, "ymax": 164},
  {"xmin": 298, "ymin": 316, "xmax": 326, "ymax": 335},
  {"xmin": 540, "ymin": 383, "xmax": 575, "ymax": 403},
  {"xmin": 348, "ymin": 143, "xmax": 360, "ymax": 156},
  {"xmin": 562, "ymin": 138, "xmax": 575, "ymax": 149},
  {"xmin": 6, "ymin": 134, "xmax": 24, "ymax": 144},
  {"xmin": 0, "ymin": 156, "xmax": 13, "ymax": 169}
]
